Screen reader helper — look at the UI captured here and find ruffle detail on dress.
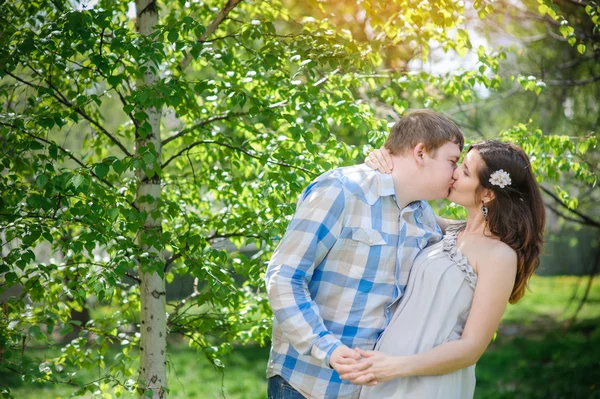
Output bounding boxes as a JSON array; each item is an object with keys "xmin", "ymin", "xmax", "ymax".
[{"xmin": 442, "ymin": 223, "xmax": 478, "ymax": 289}]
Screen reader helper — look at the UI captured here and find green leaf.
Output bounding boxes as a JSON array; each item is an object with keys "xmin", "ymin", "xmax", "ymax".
[
  {"xmin": 108, "ymin": 208, "xmax": 120, "ymax": 220},
  {"xmin": 49, "ymin": 144, "xmax": 59, "ymax": 160},
  {"xmin": 167, "ymin": 29, "xmax": 179, "ymax": 43},
  {"xmin": 585, "ymin": 5, "xmax": 593, "ymax": 15},
  {"xmin": 35, "ymin": 173, "xmax": 50, "ymax": 188},
  {"xmin": 94, "ymin": 163, "xmax": 110, "ymax": 179},
  {"xmin": 194, "ymin": 25, "xmax": 206, "ymax": 37},
  {"xmin": 42, "ymin": 231, "xmax": 54, "ymax": 243},
  {"xmin": 107, "ymin": 74, "xmax": 122, "ymax": 87},
  {"xmin": 112, "ymin": 159, "xmax": 127, "ymax": 175},
  {"xmin": 70, "ymin": 174, "xmax": 85, "ymax": 189},
  {"xmin": 29, "ymin": 140, "xmax": 44, "ymax": 150},
  {"xmin": 577, "ymin": 141, "xmax": 590, "ymax": 154},
  {"xmin": 142, "ymin": 152, "xmax": 155, "ymax": 165},
  {"xmin": 576, "ymin": 43, "xmax": 586, "ymax": 54}
]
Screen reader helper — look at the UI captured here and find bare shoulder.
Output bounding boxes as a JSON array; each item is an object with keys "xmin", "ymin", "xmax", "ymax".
[
  {"xmin": 489, "ymin": 239, "xmax": 517, "ymax": 265},
  {"xmin": 465, "ymin": 235, "xmax": 517, "ymax": 274}
]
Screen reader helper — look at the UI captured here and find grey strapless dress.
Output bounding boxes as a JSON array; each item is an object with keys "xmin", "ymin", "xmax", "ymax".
[{"xmin": 360, "ymin": 224, "xmax": 478, "ymax": 399}]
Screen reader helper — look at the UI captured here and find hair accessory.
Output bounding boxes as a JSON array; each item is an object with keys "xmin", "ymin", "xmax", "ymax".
[{"xmin": 489, "ymin": 169, "xmax": 511, "ymax": 188}]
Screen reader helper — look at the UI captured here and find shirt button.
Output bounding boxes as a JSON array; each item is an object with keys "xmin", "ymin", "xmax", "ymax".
[{"xmin": 368, "ymin": 239, "xmax": 373, "ymax": 244}]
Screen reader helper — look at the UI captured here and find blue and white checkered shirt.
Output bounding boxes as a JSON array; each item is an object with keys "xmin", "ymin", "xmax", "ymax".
[{"xmin": 265, "ymin": 164, "xmax": 442, "ymax": 399}]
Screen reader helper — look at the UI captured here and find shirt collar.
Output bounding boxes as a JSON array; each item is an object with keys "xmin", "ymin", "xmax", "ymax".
[
  {"xmin": 376, "ymin": 172, "xmax": 396, "ymax": 198},
  {"xmin": 375, "ymin": 172, "xmax": 423, "ymax": 212}
]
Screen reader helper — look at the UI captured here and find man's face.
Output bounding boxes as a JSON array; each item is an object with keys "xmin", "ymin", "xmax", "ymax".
[{"xmin": 421, "ymin": 141, "xmax": 461, "ymax": 200}]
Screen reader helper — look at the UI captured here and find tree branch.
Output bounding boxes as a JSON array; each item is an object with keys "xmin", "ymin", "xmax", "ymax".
[
  {"xmin": 0, "ymin": 122, "xmax": 140, "ymax": 212},
  {"xmin": 545, "ymin": 202, "xmax": 588, "ymax": 225},
  {"xmin": 164, "ymin": 252, "xmax": 183, "ymax": 272},
  {"xmin": 554, "ymin": 54, "xmax": 597, "ymax": 71},
  {"xmin": 541, "ymin": 185, "xmax": 600, "ymax": 228},
  {"xmin": 544, "ymin": 75, "xmax": 600, "ymax": 87},
  {"xmin": 167, "ymin": 291, "xmax": 199, "ymax": 324},
  {"xmin": 445, "ymin": 84, "xmax": 522, "ymax": 115},
  {"xmin": 564, "ymin": 0, "xmax": 591, "ymax": 6},
  {"xmin": 125, "ymin": 272, "xmax": 142, "ymax": 284},
  {"xmin": 207, "ymin": 232, "xmax": 261, "ymax": 240},
  {"xmin": 162, "ymin": 139, "xmax": 314, "ymax": 175},
  {"xmin": 565, "ymin": 237, "xmax": 599, "ymax": 332},
  {"xmin": 162, "ymin": 111, "xmax": 249, "ymax": 146},
  {"xmin": 5, "ymin": 125, "xmax": 115, "ymax": 189},
  {"xmin": 163, "ymin": 230, "xmax": 261, "ymax": 274},
  {"xmin": 179, "ymin": 0, "xmax": 244, "ymax": 71},
  {"xmin": 3, "ymin": 69, "xmax": 132, "ymax": 157}
]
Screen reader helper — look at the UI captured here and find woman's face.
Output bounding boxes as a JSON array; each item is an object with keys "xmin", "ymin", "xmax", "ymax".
[{"xmin": 448, "ymin": 149, "xmax": 486, "ymax": 208}]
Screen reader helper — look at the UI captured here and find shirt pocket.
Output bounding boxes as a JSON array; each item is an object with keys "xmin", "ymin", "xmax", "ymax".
[
  {"xmin": 328, "ymin": 227, "xmax": 394, "ymax": 280},
  {"xmin": 351, "ymin": 227, "xmax": 387, "ymax": 246}
]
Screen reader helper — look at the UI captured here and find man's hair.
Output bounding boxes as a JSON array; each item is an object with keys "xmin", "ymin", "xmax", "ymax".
[{"xmin": 384, "ymin": 109, "xmax": 464, "ymax": 155}]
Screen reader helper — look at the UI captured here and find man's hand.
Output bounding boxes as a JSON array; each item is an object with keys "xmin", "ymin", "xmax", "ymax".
[
  {"xmin": 339, "ymin": 348, "xmax": 402, "ymax": 385},
  {"xmin": 330, "ymin": 346, "xmax": 377, "ymax": 386}
]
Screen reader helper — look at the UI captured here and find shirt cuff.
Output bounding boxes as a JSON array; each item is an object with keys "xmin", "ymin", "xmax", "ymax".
[{"xmin": 311, "ymin": 333, "xmax": 343, "ymax": 368}]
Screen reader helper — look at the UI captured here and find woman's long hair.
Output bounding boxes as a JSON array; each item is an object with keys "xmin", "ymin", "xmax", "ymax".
[{"xmin": 469, "ymin": 141, "xmax": 545, "ymax": 303}]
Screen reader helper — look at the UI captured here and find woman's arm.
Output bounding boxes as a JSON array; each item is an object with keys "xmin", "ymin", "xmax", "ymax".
[
  {"xmin": 341, "ymin": 243, "xmax": 517, "ymax": 384},
  {"xmin": 365, "ymin": 146, "xmax": 393, "ymax": 174}
]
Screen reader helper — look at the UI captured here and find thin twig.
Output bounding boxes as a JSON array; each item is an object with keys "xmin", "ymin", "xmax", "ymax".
[
  {"xmin": 541, "ymin": 186, "xmax": 600, "ymax": 228},
  {"xmin": 162, "ymin": 139, "xmax": 314, "ymax": 175},
  {"xmin": 162, "ymin": 111, "xmax": 249, "ymax": 146},
  {"xmin": 3, "ymin": 69, "xmax": 132, "ymax": 157},
  {"xmin": 179, "ymin": 0, "xmax": 244, "ymax": 70}
]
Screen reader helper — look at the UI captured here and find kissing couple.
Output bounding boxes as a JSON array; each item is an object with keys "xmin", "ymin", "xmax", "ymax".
[{"xmin": 265, "ymin": 110, "xmax": 545, "ymax": 399}]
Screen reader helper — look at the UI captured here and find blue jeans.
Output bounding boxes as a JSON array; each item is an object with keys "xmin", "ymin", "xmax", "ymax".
[{"xmin": 267, "ymin": 375, "xmax": 306, "ymax": 399}]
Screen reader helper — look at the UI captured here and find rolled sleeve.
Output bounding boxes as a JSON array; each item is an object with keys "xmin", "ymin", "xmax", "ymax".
[{"xmin": 313, "ymin": 333, "xmax": 343, "ymax": 368}]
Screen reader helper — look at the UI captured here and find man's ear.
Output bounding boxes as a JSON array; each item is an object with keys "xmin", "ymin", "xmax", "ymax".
[
  {"xmin": 413, "ymin": 143, "xmax": 427, "ymax": 165},
  {"xmin": 482, "ymin": 188, "xmax": 496, "ymax": 203}
]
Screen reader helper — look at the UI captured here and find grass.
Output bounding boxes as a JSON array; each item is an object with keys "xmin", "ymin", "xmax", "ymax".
[
  {"xmin": 3, "ymin": 343, "xmax": 270, "ymax": 399},
  {"xmin": 3, "ymin": 275, "xmax": 600, "ymax": 399},
  {"xmin": 475, "ymin": 275, "xmax": 600, "ymax": 399}
]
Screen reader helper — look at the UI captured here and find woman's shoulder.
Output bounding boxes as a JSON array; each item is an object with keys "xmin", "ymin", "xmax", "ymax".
[
  {"xmin": 460, "ymin": 234, "xmax": 516, "ymax": 272},
  {"xmin": 470, "ymin": 236, "xmax": 517, "ymax": 274}
]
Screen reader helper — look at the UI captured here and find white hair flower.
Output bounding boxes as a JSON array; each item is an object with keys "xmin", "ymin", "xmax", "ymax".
[{"xmin": 489, "ymin": 169, "xmax": 511, "ymax": 188}]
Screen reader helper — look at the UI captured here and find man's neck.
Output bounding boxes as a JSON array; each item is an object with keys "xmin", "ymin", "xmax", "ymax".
[{"xmin": 389, "ymin": 156, "xmax": 420, "ymax": 209}]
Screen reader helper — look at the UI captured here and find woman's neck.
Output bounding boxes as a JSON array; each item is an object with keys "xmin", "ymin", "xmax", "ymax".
[{"xmin": 463, "ymin": 206, "xmax": 487, "ymax": 235}]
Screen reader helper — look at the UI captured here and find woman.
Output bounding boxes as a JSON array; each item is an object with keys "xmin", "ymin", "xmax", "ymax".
[{"xmin": 343, "ymin": 140, "xmax": 545, "ymax": 398}]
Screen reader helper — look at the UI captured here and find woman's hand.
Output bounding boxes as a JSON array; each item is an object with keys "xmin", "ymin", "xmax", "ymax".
[
  {"xmin": 339, "ymin": 348, "xmax": 407, "ymax": 385},
  {"xmin": 365, "ymin": 146, "xmax": 393, "ymax": 174}
]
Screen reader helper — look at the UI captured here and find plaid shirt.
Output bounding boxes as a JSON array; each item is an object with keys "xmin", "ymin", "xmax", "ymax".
[{"xmin": 265, "ymin": 164, "xmax": 442, "ymax": 399}]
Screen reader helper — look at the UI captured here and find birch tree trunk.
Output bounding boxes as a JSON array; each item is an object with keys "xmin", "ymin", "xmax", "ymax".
[{"xmin": 135, "ymin": 1, "xmax": 166, "ymax": 398}]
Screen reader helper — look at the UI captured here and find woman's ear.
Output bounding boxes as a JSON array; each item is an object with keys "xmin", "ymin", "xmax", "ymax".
[
  {"xmin": 482, "ymin": 188, "xmax": 496, "ymax": 203},
  {"xmin": 413, "ymin": 142, "xmax": 426, "ymax": 165}
]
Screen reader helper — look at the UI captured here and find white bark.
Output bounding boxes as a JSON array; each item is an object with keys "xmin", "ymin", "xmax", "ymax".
[{"xmin": 135, "ymin": 1, "xmax": 166, "ymax": 398}]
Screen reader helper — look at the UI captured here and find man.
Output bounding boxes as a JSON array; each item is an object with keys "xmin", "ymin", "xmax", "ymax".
[{"xmin": 265, "ymin": 110, "xmax": 464, "ymax": 399}]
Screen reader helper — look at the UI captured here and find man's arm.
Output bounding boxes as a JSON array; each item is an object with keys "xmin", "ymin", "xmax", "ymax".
[{"xmin": 265, "ymin": 178, "xmax": 348, "ymax": 367}]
